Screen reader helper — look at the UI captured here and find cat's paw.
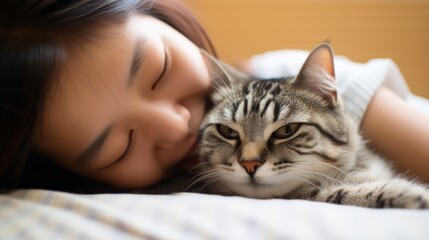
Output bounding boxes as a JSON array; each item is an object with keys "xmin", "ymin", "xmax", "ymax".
[
  {"xmin": 329, "ymin": 180, "xmax": 429, "ymax": 209},
  {"xmin": 382, "ymin": 194, "xmax": 429, "ymax": 209},
  {"xmin": 376, "ymin": 184, "xmax": 429, "ymax": 209},
  {"xmin": 404, "ymin": 196, "xmax": 429, "ymax": 209}
]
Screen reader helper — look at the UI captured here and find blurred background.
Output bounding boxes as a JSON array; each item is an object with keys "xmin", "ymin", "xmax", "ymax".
[{"xmin": 183, "ymin": 0, "xmax": 429, "ymax": 98}]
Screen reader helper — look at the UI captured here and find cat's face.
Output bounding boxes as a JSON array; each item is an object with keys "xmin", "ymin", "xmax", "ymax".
[{"xmin": 197, "ymin": 44, "xmax": 359, "ymax": 198}]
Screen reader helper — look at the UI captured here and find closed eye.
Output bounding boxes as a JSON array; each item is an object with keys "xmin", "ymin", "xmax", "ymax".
[
  {"xmin": 115, "ymin": 129, "xmax": 136, "ymax": 164},
  {"xmin": 102, "ymin": 129, "xmax": 135, "ymax": 169},
  {"xmin": 151, "ymin": 46, "xmax": 171, "ymax": 90}
]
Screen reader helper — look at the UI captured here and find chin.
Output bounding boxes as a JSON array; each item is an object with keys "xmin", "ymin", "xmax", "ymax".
[{"xmin": 220, "ymin": 178, "xmax": 299, "ymax": 199}]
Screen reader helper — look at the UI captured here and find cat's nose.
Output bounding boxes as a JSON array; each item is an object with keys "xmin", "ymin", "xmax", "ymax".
[{"xmin": 239, "ymin": 159, "xmax": 264, "ymax": 176}]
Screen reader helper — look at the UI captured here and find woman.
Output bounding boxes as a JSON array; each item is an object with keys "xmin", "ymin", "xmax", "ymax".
[{"xmin": 1, "ymin": 0, "xmax": 428, "ymax": 192}]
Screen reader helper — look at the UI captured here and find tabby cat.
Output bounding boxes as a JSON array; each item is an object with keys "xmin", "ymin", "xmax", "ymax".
[{"xmin": 196, "ymin": 43, "xmax": 429, "ymax": 209}]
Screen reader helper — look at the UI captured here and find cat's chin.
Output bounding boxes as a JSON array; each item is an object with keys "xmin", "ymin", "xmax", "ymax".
[{"xmin": 225, "ymin": 181, "xmax": 298, "ymax": 199}]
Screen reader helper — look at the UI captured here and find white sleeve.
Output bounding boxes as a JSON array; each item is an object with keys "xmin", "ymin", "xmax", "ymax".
[{"xmin": 248, "ymin": 49, "xmax": 420, "ymax": 123}]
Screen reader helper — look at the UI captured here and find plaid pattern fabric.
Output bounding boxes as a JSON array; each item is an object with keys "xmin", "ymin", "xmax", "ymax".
[{"xmin": 2, "ymin": 189, "xmax": 429, "ymax": 240}]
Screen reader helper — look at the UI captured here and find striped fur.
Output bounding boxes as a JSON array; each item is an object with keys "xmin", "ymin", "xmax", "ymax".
[{"xmin": 196, "ymin": 44, "xmax": 429, "ymax": 208}]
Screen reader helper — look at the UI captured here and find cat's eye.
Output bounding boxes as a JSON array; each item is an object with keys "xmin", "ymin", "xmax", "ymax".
[
  {"xmin": 272, "ymin": 123, "xmax": 301, "ymax": 139},
  {"xmin": 216, "ymin": 124, "xmax": 239, "ymax": 139}
]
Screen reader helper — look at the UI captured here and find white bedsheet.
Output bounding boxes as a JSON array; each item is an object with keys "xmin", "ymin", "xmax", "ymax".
[{"xmin": 1, "ymin": 189, "xmax": 429, "ymax": 240}]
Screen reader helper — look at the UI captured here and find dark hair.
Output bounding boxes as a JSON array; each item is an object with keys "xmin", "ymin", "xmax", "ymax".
[{"xmin": 0, "ymin": 0, "xmax": 216, "ymax": 191}]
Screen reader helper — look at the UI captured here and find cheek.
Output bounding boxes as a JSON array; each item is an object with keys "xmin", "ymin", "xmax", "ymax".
[
  {"xmin": 200, "ymin": 131, "xmax": 236, "ymax": 163},
  {"xmin": 269, "ymin": 148, "xmax": 298, "ymax": 169},
  {"xmin": 88, "ymin": 148, "xmax": 165, "ymax": 189},
  {"xmin": 170, "ymin": 44, "xmax": 210, "ymax": 91}
]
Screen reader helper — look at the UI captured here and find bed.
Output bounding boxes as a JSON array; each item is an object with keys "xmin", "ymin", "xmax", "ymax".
[{"xmin": 2, "ymin": 189, "xmax": 429, "ymax": 239}]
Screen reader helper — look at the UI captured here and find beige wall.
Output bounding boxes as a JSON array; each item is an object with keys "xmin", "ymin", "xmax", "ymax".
[{"xmin": 183, "ymin": 0, "xmax": 429, "ymax": 98}]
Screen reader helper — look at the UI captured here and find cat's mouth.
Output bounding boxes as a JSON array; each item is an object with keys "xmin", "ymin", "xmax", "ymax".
[
  {"xmin": 248, "ymin": 177, "xmax": 259, "ymax": 185},
  {"xmin": 242, "ymin": 176, "xmax": 267, "ymax": 187}
]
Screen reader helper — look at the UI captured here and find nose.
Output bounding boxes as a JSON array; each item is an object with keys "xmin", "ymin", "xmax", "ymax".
[
  {"xmin": 146, "ymin": 101, "xmax": 191, "ymax": 149},
  {"xmin": 239, "ymin": 157, "xmax": 265, "ymax": 176}
]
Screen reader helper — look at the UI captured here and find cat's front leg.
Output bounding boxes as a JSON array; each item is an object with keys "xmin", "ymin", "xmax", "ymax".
[{"xmin": 312, "ymin": 179, "xmax": 429, "ymax": 209}]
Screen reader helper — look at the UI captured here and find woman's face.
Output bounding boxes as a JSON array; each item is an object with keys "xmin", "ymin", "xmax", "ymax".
[{"xmin": 35, "ymin": 14, "xmax": 212, "ymax": 188}]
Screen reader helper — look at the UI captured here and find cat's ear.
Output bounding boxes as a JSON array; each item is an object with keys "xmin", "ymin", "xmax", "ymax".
[
  {"xmin": 293, "ymin": 43, "xmax": 338, "ymax": 108},
  {"xmin": 200, "ymin": 49, "xmax": 251, "ymax": 88}
]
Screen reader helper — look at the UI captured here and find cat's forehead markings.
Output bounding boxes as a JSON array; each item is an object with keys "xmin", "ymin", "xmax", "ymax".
[
  {"xmin": 245, "ymin": 92, "xmax": 254, "ymax": 115},
  {"xmin": 259, "ymin": 97, "xmax": 273, "ymax": 119},
  {"xmin": 222, "ymin": 107, "xmax": 234, "ymax": 120},
  {"xmin": 235, "ymin": 100, "xmax": 246, "ymax": 121},
  {"xmin": 286, "ymin": 111, "xmax": 310, "ymax": 123},
  {"xmin": 277, "ymin": 104, "xmax": 291, "ymax": 121}
]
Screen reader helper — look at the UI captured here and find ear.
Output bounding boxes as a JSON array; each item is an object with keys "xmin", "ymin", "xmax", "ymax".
[
  {"xmin": 200, "ymin": 49, "xmax": 251, "ymax": 89},
  {"xmin": 293, "ymin": 43, "xmax": 338, "ymax": 108}
]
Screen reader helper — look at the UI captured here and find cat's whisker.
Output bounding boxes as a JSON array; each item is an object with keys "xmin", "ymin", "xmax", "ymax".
[
  {"xmin": 186, "ymin": 161, "xmax": 212, "ymax": 174},
  {"xmin": 311, "ymin": 161, "xmax": 356, "ymax": 184},
  {"xmin": 208, "ymin": 71, "xmax": 229, "ymax": 94},
  {"xmin": 186, "ymin": 168, "xmax": 218, "ymax": 186},
  {"xmin": 209, "ymin": 84, "xmax": 237, "ymax": 112},
  {"xmin": 279, "ymin": 162, "xmax": 347, "ymax": 185},
  {"xmin": 209, "ymin": 80, "xmax": 229, "ymax": 98},
  {"xmin": 209, "ymin": 79, "xmax": 232, "ymax": 103},
  {"xmin": 274, "ymin": 162, "xmax": 337, "ymax": 188},
  {"xmin": 291, "ymin": 174, "xmax": 322, "ymax": 190},
  {"xmin": 293, "ymin": 167, "xmax": 345, "ymax": 186},
  {"xmin": 210, "ymin": 70, "xmax": 234, "ymax": 98},
  {"xmin": 289, "ymin": 159, "xmax": 350, "ymax": 186},
  {"xmin": 209, "ymin": 177, "xmax": 231, "ymax": 194},
  {"xmin": 210, "ymin": 69, "xmax": 238, "ymax": 105},
  {"xmin": 190, "ymin": 173, "xmax": 226, "ymax": 194},
  {"xmin": 185, "ymin": 168, "xmax": 223, "ymax": 192},
  {"xmin": 211, "ymin": 68, "xmax": 235, "ymax": 95}
]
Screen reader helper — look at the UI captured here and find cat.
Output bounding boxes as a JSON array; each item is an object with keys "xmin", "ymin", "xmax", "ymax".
[{"xmin": 195, "ymin": 43, "xmax": 429, "ymax": 209}]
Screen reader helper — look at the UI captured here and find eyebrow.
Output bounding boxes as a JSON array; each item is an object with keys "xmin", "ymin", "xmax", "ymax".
[
  {"xmin": 129, "ymin": 36, "xmax": 148, "ymax": 86},
  {"xmin": 77, "ymin": 124, "xmax": 113, "ymax": 164}
]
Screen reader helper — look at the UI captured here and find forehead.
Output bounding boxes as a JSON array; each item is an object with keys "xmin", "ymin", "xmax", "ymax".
[{"xmin": 212, "ymin": 79, "xmax": 306, "ymax": 124}]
